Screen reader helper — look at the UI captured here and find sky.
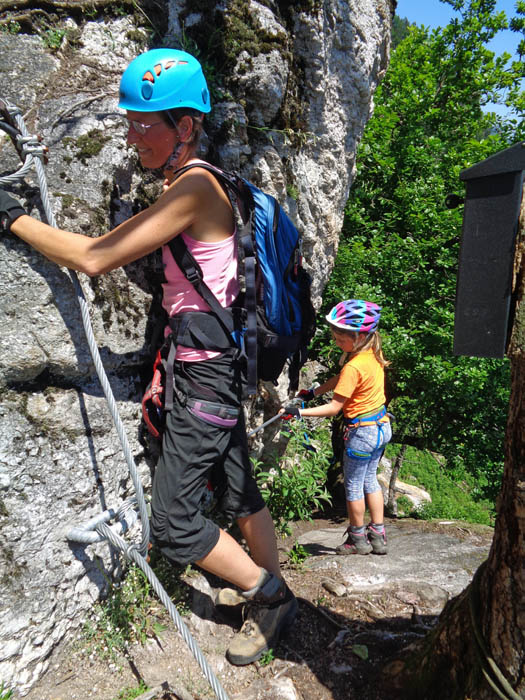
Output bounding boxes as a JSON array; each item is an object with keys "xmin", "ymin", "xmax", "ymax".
[{"xmin": 395, "ymin": 0, "xmax": 521, "ymax": 59}]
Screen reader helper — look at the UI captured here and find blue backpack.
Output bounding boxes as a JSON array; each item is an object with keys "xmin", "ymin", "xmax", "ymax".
[{"xmin": 167, "ymin": 163, "xmax": 316, "ymax": 396}]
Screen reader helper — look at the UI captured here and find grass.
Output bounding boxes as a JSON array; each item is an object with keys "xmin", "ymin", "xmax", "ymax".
[
  {"xmin": 81, "ymin": 564, "xmax": 165, "ymax": 663},
  {"xmin": 112, "ymin": 682, "xmax": 148, "ymax": 700},
  {"xmin": 0, "ymin": 683, "xmax": 13, "ymax": 700},
  {"xmin": 258, "ymin": 648, "xmax": 275, "ymax": 666},
  {"xmin": 42, "ymin": 28, "xmax": 66, "ymax": 50},
  {"xmin": 287, "ymin": 541, "xmax": 310, "ymax": 569},
  {"xmin": 254, "ymin": 418, "xmax": 495, "ymax": 531},
  {"xmin": 80, "ymin": 554, "xmax": 192, "ymax": 664},
  {"xmin": 78, "ymin": 424, "xmax": 494, "ymax": 674},
  {"xmin": 385, "ymin": 444, "xmax": 495, "ymax": 526}
]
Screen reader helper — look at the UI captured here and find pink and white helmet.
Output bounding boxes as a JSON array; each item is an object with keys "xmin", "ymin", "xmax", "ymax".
[{"xmin": 326, "ymin": 299, "xmax": 381, "ymax": 333}]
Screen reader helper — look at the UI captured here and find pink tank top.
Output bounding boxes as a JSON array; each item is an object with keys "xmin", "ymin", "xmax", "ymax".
[{"xmin": 162, "ymin": 230, "xmax": 239, "ymax": 361}]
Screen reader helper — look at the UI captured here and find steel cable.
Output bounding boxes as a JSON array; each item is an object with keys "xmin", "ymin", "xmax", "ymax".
[
  {"xmin": 1, "ymin": 100, "xmax": 150, "ymax": 557},
  {"xmin": 97, "ymin": 522, "xmax": 230, "ymax": 700}
]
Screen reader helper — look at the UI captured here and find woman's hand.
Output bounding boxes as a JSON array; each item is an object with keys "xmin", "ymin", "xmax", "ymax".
[{"xmin": 0, "ymin": 189, "xmax": 26, "ymax": 233}]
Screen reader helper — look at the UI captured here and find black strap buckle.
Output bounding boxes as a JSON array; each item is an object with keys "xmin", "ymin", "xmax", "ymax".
[{"xmin": 185, "ymin": 265, "xmax": 202, "ymax": 286}]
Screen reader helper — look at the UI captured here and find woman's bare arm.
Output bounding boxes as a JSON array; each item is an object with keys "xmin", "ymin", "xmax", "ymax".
[{"xmin": 10, "ymin": 168, "xmax": 231, "ymax": 276}]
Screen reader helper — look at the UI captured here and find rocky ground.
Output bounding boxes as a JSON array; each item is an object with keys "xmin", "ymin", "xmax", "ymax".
[{"xmin": 20, "ymin": 511, "xmax": 493, "ymax": 700}]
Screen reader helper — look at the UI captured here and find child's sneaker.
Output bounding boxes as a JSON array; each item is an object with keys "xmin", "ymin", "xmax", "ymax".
[
  {"xmin": 367, "ymin": 523, "xmax": 388, "ymax": 554},
  {"xmin": 335, "ymin": 527, "xmax": 372, "ymax": 555}
]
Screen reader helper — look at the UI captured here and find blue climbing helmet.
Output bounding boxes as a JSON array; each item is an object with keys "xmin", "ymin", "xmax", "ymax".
[
  {"xmin": 118, "ymin": 48, "xmax": 211, "ymax": 113},
  {"xmin": 326, "ymin": 299, "xmax": 381, "ymax": 333}
]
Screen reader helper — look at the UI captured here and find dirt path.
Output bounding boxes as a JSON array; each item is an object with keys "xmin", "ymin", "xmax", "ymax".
[{"xmin": 20, "ymin": 515, "xmax": 493, "ymax": 700}]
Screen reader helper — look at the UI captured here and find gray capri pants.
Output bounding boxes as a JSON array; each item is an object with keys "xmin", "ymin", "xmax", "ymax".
[{"xmin": 343, "ymin": 420, "xmax": 392, "ymax": 501}]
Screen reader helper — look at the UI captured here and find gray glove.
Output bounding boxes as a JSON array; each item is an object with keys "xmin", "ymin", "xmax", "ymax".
[{"xmin": 280, "ymin": 404, "xmax": 301, "ymax": 421}]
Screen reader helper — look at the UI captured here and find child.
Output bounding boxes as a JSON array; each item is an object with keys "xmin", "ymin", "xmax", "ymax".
[{"xmin": 282, "ymin": 299, "xmax": 391, "ymax": 555}]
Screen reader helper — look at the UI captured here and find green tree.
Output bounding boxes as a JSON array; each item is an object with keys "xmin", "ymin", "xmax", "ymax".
[
  {"xmin": 320, "ymin": 3, "xmax": 525, "ymax": 695},
  {"xmin": 321, "ymin": 0, "xmax": 524, "ymax": 501},
  {"xmin": 391, "ymin": 14, "xmax": 412, "ymax": 48}
]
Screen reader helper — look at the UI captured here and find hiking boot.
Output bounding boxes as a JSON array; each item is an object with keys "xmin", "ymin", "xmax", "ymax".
[
  {"xmin": 367, "ymin": 524, "xmax": 388, "ymax": 555},
  {"xmin": 335, "ymin": 527, "xmax": 372, "ymax": 555},
  {"xmin": 226, "ymin": 571, "xmax": 298, "ymax": 666}
]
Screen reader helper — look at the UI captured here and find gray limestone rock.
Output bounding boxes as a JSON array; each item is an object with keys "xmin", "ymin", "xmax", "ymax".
[{"xmin": 297, "ymin": 524, "xmax": 488, "ymax": 597}]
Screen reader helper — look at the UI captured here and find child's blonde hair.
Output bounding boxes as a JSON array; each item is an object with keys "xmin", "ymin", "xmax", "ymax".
[{"xmin": 332, "ymin": 327, "xmax": 390, "ymax": 367}]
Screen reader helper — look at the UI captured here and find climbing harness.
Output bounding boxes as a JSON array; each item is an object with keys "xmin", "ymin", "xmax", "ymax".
[
  {"xmin": 141, "ymin": 346, "xmax": 167, "ymax": 439},
  {"xmin": 0, "ymin": 98, "xmax": 230, "ymax": 700},
  {"xmin": 141, "ymin": 338, "xmax": 241, "ymax": 441},
  {"xmin": 343, "ymin": 405, "xmax": 388, "ymax": 428},
  {"xmin": 343, "ymin": 406, "xmax": 390, "ymax": 458}
]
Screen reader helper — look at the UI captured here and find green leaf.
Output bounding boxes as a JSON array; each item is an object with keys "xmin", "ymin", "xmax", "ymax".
[{"xmin": 352, "ymin": 644, "xmax": 369, "ymax": 660}]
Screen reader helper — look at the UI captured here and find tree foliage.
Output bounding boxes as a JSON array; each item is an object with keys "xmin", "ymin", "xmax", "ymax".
[
  {"xmin": 391, "ymin": 14, "xmax": 412, "ymax": 48},
  {"xmin": 320, "ymin": 0, "xmax": 525, "ymax": 500}
]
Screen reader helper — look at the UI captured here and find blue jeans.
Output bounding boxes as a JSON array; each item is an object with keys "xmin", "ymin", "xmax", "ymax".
[{"xmin": 343, "ymin": 421, "xmax": 392, "ymax": 502}]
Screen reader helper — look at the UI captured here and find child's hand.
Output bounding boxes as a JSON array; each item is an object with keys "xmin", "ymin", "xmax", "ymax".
[
  {"xmin": 279, "ymin": 405, "xmax": 301, "ymax": 421},
  {"xmin": 296, "ymin": 388, "xmax": 315, "ymax": 403}
]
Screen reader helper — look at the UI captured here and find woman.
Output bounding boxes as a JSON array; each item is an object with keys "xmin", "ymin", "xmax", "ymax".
[{"xmin": 0, "ymin": 48, "xmax": 297, "ymax": 666}]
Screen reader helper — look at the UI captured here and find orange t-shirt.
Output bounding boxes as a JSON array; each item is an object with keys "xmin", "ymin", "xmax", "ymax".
[{"xmin": 334, "ymin": 349, "xmax": 386, "ymax": 419}]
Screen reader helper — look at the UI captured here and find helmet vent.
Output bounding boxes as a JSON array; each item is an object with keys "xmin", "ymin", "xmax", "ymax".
[
  {"xmin": 165, "ymin": 59, "xmax": 187, "ymax": 70},
  {"xmin": 141, "ymin": 82, "xmax": 153, "ymax": 100},
  {"xmin": 142, "ymin": 60, "xmax": 189, "ymax": 85}
]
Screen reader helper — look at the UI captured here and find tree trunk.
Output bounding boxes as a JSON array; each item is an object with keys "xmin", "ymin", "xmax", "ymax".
[
  {"xmin": 382, "ymin": 197, "xmax": 525, "ymax": 698},
  {"xmin": 386, "ymin": 442, "xmax": 408, "ymax": 516}
]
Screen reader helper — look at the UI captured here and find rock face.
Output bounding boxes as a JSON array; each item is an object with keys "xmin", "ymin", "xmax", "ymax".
[{"xmin": 0, "ymin": 0, "xmax": 392, "ymax": 693}]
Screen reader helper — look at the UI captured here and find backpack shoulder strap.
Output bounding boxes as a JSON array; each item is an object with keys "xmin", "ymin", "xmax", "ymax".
[
  {"xmin": 167, "ymin": 235, "xmax": 237, "ymax": 344},
  {"xmin": 170, "ymin": 162, "xmax": 249, "ymax": 220},
  {"xmin": 169, "ymin": 162, "xmax": 259, "ymax": 396}
]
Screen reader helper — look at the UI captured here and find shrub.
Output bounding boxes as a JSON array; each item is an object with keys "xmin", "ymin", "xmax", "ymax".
[
  {"xmin": 389, "ymin": 444, "xmax": 495, "ymax": 526},
  {"xmin": 254, "ymin": 422, "xmax": 333, "ymax": 535}
]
